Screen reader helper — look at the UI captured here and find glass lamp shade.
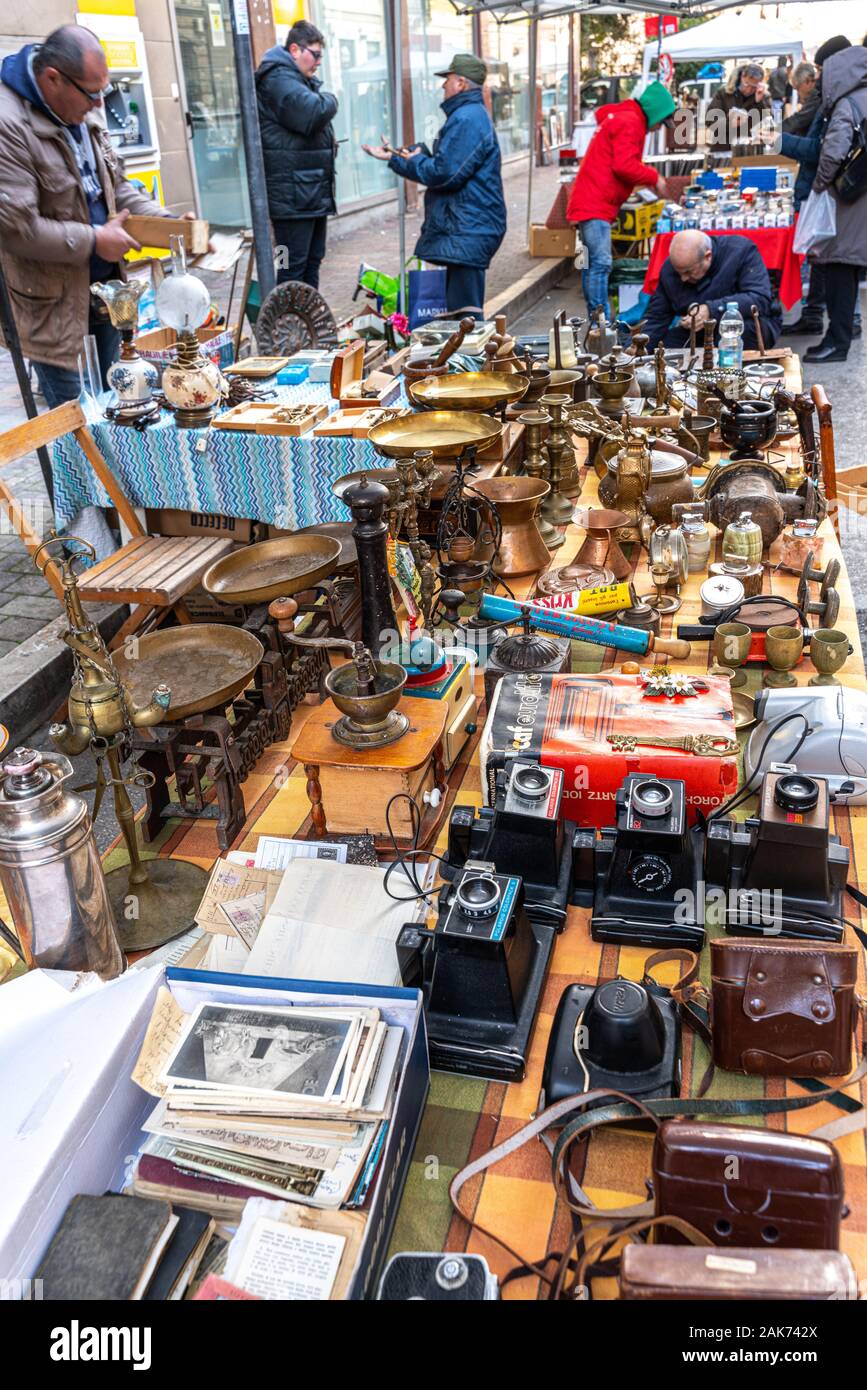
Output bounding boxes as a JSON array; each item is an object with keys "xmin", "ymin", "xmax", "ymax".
[
  {"xmin": 91, "ymin": 278, "xmax": 147, "ymax": 331},
  {"xmin": 155, "ymin": 271, "xmax": 210, "ymax": 333},
  {"xmin": 154, "ymin": 232, "xmax": 211, "ymax": 333}
]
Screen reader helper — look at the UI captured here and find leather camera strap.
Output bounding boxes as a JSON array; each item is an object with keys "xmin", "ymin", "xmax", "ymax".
[
  {"xmin": 570, "ymin": 1216, "xmax": 713, "ymax": 1301},
  {"xmin": 449, "ymin": 1057, "xmax": 867, "ymax": 1273}
]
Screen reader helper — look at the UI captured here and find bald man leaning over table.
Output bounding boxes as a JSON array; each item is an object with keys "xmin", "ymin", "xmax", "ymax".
[{"xmin": 641, "ymin": 229, "xmax": 782, "ymax": 350}]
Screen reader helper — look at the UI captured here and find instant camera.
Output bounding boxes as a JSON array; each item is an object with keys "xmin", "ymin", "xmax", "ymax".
[
  {"xmin": 576, "ymin": 773, "xmax": 705, "ymax": 950},
  {"xmin": 442, "ymin": 758, "xmax": 573, "ymax": 923},
  {"xmin": 541, "ymin": 976, "xmax": 682, "ymax": 1112},
  {"xmin": 396, "ymin": 860, "xmax": 555, "ymax": 1082},
  {"xmin": 704, "ymin": 766, "xmax": 848, "ymax": 941}
]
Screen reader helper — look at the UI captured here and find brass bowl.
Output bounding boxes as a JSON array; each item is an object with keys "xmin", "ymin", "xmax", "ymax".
[
  {"xmin": 288, "ymin": 522, "xmax": 357, "ymax": 571},
  {"xmin": 368, "ymin": 410, "xmax": 502, "ymax": 458},
  {"xmin": 325, "ymin": 660, "xmax": 409, "ymax": 748},
  {"xmin": 112, "ymin": 624, "xmax": 264, "ymax": 721},
  {"xmin": 593, "ymin": 371, "xmax": 633, "ymax": 402},
  {"xmin": 408, "ymin": 372, "xmax": 529, "ymax": 412},
  {"xmin": 202, "ymin": 533, "xmax": 342, "ymax": 605}
]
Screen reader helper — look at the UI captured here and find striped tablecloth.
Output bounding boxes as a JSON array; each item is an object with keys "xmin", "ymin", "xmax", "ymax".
[{"xmin": 49, "ymin": 383, "xmax": 393, "ymax": 533}]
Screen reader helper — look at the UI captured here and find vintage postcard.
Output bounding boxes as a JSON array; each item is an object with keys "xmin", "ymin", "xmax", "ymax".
[{"xmin": 159, "ymin": 1003, "xmax": 361, "ymax": 1102}]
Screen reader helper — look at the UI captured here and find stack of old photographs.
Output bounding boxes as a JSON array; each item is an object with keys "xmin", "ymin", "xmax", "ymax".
[{"xmin": 131, "ymin": 1002, "xmax": 403, "ymax": 1222}]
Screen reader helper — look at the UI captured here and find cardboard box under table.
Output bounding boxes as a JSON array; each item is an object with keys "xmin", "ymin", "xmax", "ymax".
[{"xmin": 0, "ymin": 967, "xmax": 428, "ymax": 1301}]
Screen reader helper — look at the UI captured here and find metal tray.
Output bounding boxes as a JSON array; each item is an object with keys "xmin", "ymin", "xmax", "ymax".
[
  {"xmin": 408, "ymin": 372, "xmax": 528, "ymax": 412},
  {"xmin": 368, "ymin": 410, "xmax": 502, "ymax": 458},
  {"xmin": 112, "ymin": 624, "xmax": 264, "ymax": 721},
  {"xmin": 202, "ymin": 534, "xmax": 342, "ymax": 605}
]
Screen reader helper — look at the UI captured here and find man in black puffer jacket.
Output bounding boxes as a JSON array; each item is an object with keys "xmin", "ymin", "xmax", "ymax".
[{"xmin": 256, "ymin": 21, "xmax": 337, "ymax": 289}]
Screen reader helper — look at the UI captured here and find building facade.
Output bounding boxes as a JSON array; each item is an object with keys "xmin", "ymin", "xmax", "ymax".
[{"xmin": 1, "ymin": 0, "xmax": 579, "ymax": 226}]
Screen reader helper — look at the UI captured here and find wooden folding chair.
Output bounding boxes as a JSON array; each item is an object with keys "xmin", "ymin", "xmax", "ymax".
[
  {"xmin": 811, "ymin": 384, "xmax": 840, "ymax": 540},
  {"xmin": 0, "ymin": 399, "xmax": 235, "ymax": 642}
]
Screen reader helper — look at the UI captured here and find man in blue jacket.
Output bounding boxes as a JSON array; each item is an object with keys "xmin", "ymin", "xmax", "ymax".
[
  {"xmin": 363, "ymin": 54, "xmax": 506, "ymax": 315},
  {"xmin": 642, "ymin": 230, "xmax": 781, "ymax": 349},
  {"xmin": 256, "ymin": 22, "xmax": 338, "ymax": 290}
]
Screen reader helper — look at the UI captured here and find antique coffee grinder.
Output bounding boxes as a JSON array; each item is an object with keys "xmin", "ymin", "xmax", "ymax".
[
  {"xmin": 289, "ymin": 488, "xmax": 448, "ymax": 845},
  {"xmin": 37, "ymin": 538, "xmax": 209, "ymax": 952}
]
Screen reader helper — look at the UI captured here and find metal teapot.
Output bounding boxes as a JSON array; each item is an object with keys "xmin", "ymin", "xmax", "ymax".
[{"xmin": 0, "ymin": 747, "xmax": 124, "ymax": 978}]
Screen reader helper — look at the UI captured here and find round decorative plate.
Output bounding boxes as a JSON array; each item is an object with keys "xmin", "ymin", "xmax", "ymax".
[{"xmin": 255, "ymin": 280, "xmax": 338, "ymax": 355}]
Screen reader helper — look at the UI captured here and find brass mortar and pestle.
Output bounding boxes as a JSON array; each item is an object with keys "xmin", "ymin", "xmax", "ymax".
[
  {"xmin": 285, "ymin": 632, "xmax": 409, "ymax": 748},
  {"xmin": 403, "ymin": 317, "xmax": 476, "ymax": 386}
]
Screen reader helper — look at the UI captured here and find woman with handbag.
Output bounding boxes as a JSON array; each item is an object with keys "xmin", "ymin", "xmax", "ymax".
[{"xmin": 804, "ymin": 44, "xmax": 867, "ymax": 363}]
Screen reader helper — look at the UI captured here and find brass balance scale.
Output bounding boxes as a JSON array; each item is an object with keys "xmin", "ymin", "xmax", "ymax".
[{"xmin": 36, "ymin": 537, "xmax": 225, "ymax": 951}]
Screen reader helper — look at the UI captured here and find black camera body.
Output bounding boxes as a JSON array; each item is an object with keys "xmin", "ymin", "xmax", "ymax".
[
  {"xmin": 378, "ymin": 1253, "xmax": 498, "ymax": 1301},
  {"xmin": 590, "ymin": 773, "xmax": 705, "ymax": 950},
  {"xmin": 443, "ymin": 759, "xmax": 573, "ymax": 925},
  {"xmin": 541, "ymin": 977, "xmax": 681, "ymax": 1112},
  {"xmin": 396, "ymin": 860, "xmax": 555, "ymax": 1082},
  {"xmin": 704, "ymin": 767, "xmax": 847, "ymax": 941}
]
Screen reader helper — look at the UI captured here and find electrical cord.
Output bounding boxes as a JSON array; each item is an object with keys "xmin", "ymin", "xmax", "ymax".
[
  {"xmin": 708, "ymin": 709, "xmax": 812, "ymax": 822},
  {"xmin": 382, "ymin": 792, "xmax": 449, "ymax": 906}
]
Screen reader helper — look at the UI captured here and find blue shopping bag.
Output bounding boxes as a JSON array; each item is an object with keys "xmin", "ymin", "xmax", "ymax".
[{"xmin": 407, "ymin": 265, "xmax": 448, "ymax": 330}]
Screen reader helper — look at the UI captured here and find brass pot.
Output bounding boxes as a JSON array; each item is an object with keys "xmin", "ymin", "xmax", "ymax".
[
  {"xmin": 548, "ymin": 368, "xmax": 587, "ymax": 403},
  {"xmin": 472, "ymin": 476, "xmax": 552, "ymax": 577}
]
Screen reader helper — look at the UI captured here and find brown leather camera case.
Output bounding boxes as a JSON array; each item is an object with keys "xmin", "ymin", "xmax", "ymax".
[
  {"xmin": 620, "ymin": 1246, "xmax": 858, "ymax": 1301},
  {"xmin": 652, "ymin": 1120, "xmax": 845, "ymax": 1249},
  {"xmin": 710, "ymin": 937, "xmax": 859, "ymax": 1077}
]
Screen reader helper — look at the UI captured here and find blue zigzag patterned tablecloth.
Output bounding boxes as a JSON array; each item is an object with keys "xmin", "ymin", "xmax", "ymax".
[{"xmin": 50, "ymin": 383, "xmax": 399, "ymax": 532}]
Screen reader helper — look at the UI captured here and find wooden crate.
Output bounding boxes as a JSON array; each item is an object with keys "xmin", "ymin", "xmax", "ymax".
[{"xmin": 125, "ymin": 215, "xmax": 210, "ymax": 256}]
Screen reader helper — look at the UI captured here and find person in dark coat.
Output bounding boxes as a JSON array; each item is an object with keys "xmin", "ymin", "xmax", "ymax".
[
  {"xmin": 363, "ymin": 54, "xmax": 506, "ymax": 315},
  {"xmin": 782, "ymin": 60, "xmax": 818, "ymax": 135},
  {"xmin": 803, "ymin": 44, "xmax": 867, "ymax": 362},
  {"xmin": 641, "ymin": 230, "xmax": 781, "ymax": 349},
  {"xmin": 780, "ymin": 35, "xmax": 853, "ymax": 337},
  {"xmin": 256, "ymin": 21, "xmax": 337, "ymax": 290}
]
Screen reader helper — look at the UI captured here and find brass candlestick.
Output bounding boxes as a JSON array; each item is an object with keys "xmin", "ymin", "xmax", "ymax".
[
  {"xmin": 538, "ymin": 394, "xmax": 577, "ymax": 546},
  {"xmin": 519, "ymin": 409, "xmax": 559, "ymax": 548}
]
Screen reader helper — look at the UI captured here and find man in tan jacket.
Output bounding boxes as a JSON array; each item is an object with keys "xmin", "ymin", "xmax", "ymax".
[{"xmin": 0, "ymin": 25, "xmax": 171, "ymax": 406}]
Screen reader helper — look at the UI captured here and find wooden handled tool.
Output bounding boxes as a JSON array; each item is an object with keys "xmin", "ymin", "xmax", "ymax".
[
  {"xmin": 478, "ymin": 594, "xmax": 692, "ymax": 661},
  {"xmin": 750, "ymin": 304, "xmax": 766, "ymax": 358},
  {"xmin": 773, "ymin": 386, "xmax": 818, "ymax": 479},
  {"xmin": 701, "ymin": 318, "xmax": 717, "ymax": 372},
  {"xmin": 431, "ymin": 316, "xmax": 475, "ymax": 368}
]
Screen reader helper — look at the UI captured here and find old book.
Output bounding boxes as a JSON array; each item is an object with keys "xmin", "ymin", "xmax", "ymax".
[
  {"xmin": 35, "ymin": 1194, "xmax": 176, "ymax": 1301},
  {"xmin": 143, "ymin": 1206, "xmax": 215, "ymax": 1302}
]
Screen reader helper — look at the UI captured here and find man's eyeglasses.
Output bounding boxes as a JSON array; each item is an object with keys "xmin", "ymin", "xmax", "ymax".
[
  {"xmin": 298, "ymin": 45, "xmax": 323, "ymax": 63},
  {"xmin": 56, "ymin": 68, "xmax": 112, "ymax": 103}
]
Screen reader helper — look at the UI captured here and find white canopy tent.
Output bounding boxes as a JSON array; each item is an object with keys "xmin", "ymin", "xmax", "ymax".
[{"xmin": 641, "ymin": 11, "xmax": 804, "ymax": 84}]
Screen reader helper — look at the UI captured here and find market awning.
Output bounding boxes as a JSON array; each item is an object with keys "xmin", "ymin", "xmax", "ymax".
[{"xmin": 640, "ymin": 10, "xmax": 804, "ymax": 81}]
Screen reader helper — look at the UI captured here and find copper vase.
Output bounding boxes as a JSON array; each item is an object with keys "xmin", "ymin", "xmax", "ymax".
[{"xmin": 473, "ymin": 476, "xmax": 552, "ymax": 577}]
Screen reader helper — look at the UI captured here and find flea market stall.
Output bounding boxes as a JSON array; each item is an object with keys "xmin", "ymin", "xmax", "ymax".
[{"xmin": 1, "ymin": 274, "xmax": 866, "ymax": 1303}]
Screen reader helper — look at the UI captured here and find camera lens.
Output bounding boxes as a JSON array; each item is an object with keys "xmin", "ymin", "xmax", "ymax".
[
  {"xmin": 511, "ymin": 764, "xmax": 550, "ymax": 801},
  {"xmin": 774, "ymin": 774, "xmax": 819, "ymax": 813},
  {"xmin": 631, "ymin": 779, "xmax": 673, "ymax": 818},
  {"xmin": 456, "ymin": 874, "xmax": 501, "ymax": 918}
]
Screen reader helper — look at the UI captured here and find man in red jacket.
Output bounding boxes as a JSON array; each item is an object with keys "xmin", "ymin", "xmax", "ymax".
[{"xmin": 567, "ymin": 81, "xmax": 675, "ymax": 316}]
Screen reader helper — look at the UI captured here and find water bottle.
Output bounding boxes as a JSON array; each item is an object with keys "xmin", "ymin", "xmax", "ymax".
[{"xmin": 718, "ymin": 302, "xmax": 744, "ymax": 369}]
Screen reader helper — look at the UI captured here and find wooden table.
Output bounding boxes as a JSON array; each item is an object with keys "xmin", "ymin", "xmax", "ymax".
[{"xmin": 5, "ymin": 352, "xmax": 864, "ymax": 1301}]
